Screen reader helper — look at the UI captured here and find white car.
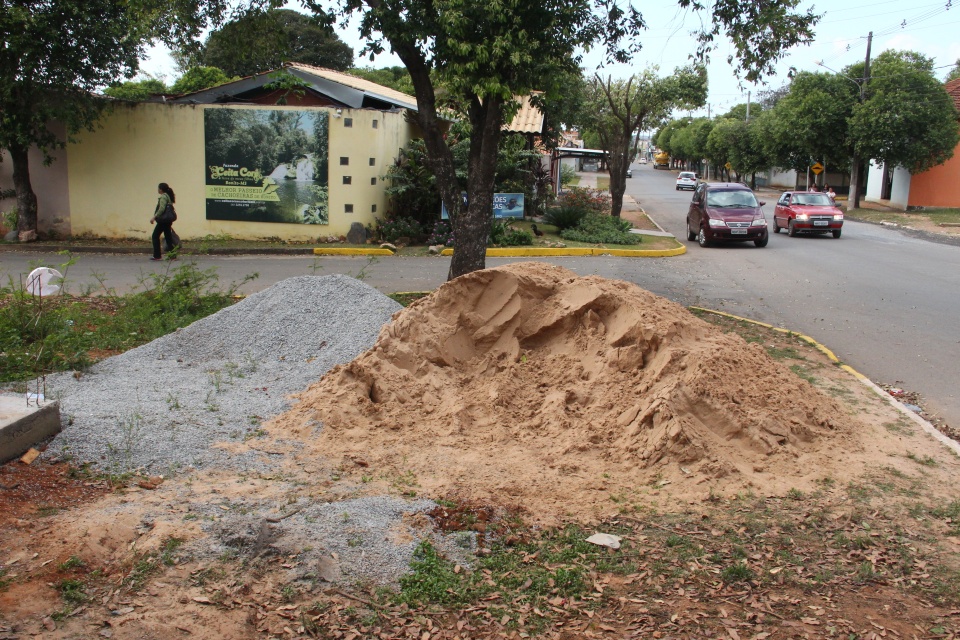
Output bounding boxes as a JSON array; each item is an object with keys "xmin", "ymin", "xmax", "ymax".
[
  {"xmin": 676, "ymin": 171, "xmax": 697, "ymax": 191},
  {"xmin": 639, "ymin": 156, "xmax": 648, "ymax": 164}
]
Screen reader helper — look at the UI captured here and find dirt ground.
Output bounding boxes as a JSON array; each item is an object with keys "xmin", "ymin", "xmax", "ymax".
[{"xmin": 2, "ymin": 263, "xmax": 959, "ymax": 639}]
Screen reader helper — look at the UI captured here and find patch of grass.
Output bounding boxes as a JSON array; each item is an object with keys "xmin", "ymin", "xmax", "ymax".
[
  {"xmin": 58, "ymin": 555, "xmax": 85, "ymax": 571},
  {"xmin": 57, "ymin": 578, "xmax": 87, "ymax": 605},
  {"xmin": 789, "ymin": 364, "xmax": 818, "ymax": 385},
  {"xmin": 906, "ymin": 452, "xmax": 937, "ymax": 467},
  {"xmin": 0, "ymin": 259, "xmax": 256, "ymax": 382},
  {"xmin": 389, "ymin": 292, "xmax": 429, "ymax": 307},
  {"xmin": 721, "ymin": 562, "xmax": 754, "ymax": 584}
]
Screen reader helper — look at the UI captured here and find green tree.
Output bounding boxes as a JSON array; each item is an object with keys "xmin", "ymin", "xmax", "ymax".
[
  {"xmin": 311, "ymin": 0, "xmax": 818, "ymax": 279},
  {"xmin": 0, "ymin": 0, "xmax": 223, "ymax": 234},
  {"xmin": 945, "ymin": 59, "xmax": 960, "ymax": 83},
  {"xmin": 582, "ymin": 66, "xmax": 707, "ymax": 216},
  {"xmin": 348, "ymin": 66, "xmax": 414, "ymax": 95},
  {"xmin": 706, "ymin": 118, "xmax": 739, "ymax": 181},
  {"xmin": 850, "ymin": 50, "xmax": 960, "ymax": 174},
  {"xmin": 200, "ymin": 9, "xmax": 353, "ymax": 77},
  {"xmin": 770, "ymin": 71, "xmax": 858, "ymax": 175},
  {"xmin": 169, "ymin": 66, "xmax": 235, "ymax": 95},
  {"xmin": 104, "ymin": 78, "xmax": 168, "ymax": 101}
]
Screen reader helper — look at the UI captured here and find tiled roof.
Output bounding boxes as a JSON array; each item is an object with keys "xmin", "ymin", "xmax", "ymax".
[
  {"xmin": 283, "ymin": 62, "xmax": 419, "ymax": 110},
  {"xmin": 504, "ymin": 93, "xmax": 545, "ymax": 134},
  {"xmin": 946, "ymin": 78, "xmax": 960, "ymax": 112}
]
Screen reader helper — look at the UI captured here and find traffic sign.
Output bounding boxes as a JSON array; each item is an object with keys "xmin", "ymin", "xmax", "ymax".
[
  {"xmin": 811, "ymin": 162, "xmax": 824, "ymax": 175},
  {"xmin": 724, "ymin": 162, "xmax": 732, "ymax": 170}
]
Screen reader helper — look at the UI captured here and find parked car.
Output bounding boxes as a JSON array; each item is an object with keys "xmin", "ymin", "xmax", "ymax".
[
  {"xmin": 686, "ymin": 182, "xmax": 768, "ymax": 248},
  {"xmin": 626, "ymin": 167, "xmax": 633, "ymax": 178},
  {"xmin": 676, "ymin": 171, "xmax": 697, "ymax": 191},
  {"xmin": 773, "ymin": 191, "xmax": 844, "ymax": 238}
]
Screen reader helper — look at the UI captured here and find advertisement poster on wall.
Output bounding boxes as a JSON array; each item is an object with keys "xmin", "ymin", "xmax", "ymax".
[
  {"xmin": 441, "ymin": 192, "xmax": 524, "ymax": 219},
  {"xmin": 204, "ymin": 108, "xmax": 329, "ymax": 224}
]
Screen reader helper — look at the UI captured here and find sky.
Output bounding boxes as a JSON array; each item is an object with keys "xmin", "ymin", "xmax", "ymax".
[{"xmin": 140, "ymin": 0, "xmax": 960, "ymax": 120}]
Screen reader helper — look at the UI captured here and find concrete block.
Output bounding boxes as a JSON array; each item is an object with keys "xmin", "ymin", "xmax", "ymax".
[{"xmin": 0, "ymin": 395, "xmax": 62, "ymax": 464}]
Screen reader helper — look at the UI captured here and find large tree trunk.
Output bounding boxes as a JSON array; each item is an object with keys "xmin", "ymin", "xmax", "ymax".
[
  {"xmin": 448, "ymin": 96, "xmax": 503, "ymax": 279},
  {"xmin": 10, "ymin": 144, "xmax": 38, "ymax": 233}
]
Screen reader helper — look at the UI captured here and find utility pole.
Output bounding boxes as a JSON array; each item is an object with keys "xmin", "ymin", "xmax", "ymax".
[
  {"xmin": 849, "ymin": 31, "xmax": 872, "ymax": 209},
  {"xmin": 745, "ymin": 91, "xmax": 750, "ymax": 122}
]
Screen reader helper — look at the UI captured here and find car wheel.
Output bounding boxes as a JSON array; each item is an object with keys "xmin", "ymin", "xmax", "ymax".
[
  {"xmin": 754, "ymin": 234, "xmax": 768, "ymax": 248},
  {"xmin": 833, "ymin": 229, "xmax": 842, "ymax": 238},
  {"xmin": 687, "ymin": 224, "xmax": 697, "ymax": 241},
  {"xmin": 788, "ymin": 220, "xmax": 797, "ymax": 237},
  {"xmin": 675, "ymin": 186, "xmax": 679, "ymax": 190},
  {"xmin": 773, "ymin": 218, "xmax": 781, "ymax": 233},
  {"xmin": 697, "ymin": 227, "xmax": 710, "ymax": 247}
]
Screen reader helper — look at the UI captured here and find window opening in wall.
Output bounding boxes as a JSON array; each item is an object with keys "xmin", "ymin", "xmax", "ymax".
[
  {"xmin": 340, "ymin": 157, "xmax": 349, "ymax": 165},
  {"xmin": 370, "ymin": 177, "xmax": 377, "ymax": 185},
  {"xmin": 345, "ymin": 204, "xmax": 354, "ymax": 213},
  {"xmin": 372, "ymin": 204, "xmax": 377, "ymax": 213},
  {"xmin": 369, "ymin": 158, "xmax": 376, "ymax": 166},
  {"xmin": 343, "ymin": 176, "xmax": 352, "ymax": 185},
  {"xmin": 344, "ymin": 118, "xmax": 353, "ymax": 127},
  {"xmin": 372, "ymin": 120, "xmax": 378, "ymax": 129}
]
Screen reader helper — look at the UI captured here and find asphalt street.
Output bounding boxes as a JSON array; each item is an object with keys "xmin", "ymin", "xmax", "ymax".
[{"xmin": 1, "ymin": 167, "xmax": 958, "ymax": 428}]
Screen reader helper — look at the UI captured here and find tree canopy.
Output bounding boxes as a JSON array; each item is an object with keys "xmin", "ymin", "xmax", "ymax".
[
  {"xmin": 945, "ymin": 59, "xmax": 960, "ymax": 83},
  {"xmin": 169, "ymin": 66, "xmax": 236, "ymax": 95},
  {"xmin": 851, "ymin": 50, "xmax": 960, "ymax": 173},
  {"xmin": 199, "ymin": 9, "xmax": 353, "ymax": 77}
]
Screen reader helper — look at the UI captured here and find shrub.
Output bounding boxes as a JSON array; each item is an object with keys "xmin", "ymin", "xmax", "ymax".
[
  {"xmin": 488, "ymin": 219, "xmax": 533, "ymax": 247},
  {"xmin": 559, "ymin": 163, "xmax": 578, "ymax": 187},
  {"xmin": 558, "ymin": 187, "xmax": 609, "ymax": 214},
  {"xmin": 561, "ymin": 214, "xmax": 640, "ymax": 245},
  {"xmin": 543, "ymin": 205, "xmax": 588, "ymax": 231},
  {"xmin": 427, "ymin": 220, "xmax": 455, "ymax": 246},
  {"xmin": 376, "ymin": 216, "xmax": 424, "ymax": 243}
]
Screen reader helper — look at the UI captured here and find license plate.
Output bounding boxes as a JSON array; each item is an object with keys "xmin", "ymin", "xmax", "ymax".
[
  {"xmin": 731, "ymin": 228, "xmax": 747, "ymax": 235},
  {"xmin": 813, "ymin": 220, "xmax": 828, "ymax": 226}
]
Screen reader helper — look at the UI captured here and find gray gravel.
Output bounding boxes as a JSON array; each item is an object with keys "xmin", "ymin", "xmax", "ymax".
[{"xmin": 43, "ymin": 275, "xmax": 401, "ymax": 476}]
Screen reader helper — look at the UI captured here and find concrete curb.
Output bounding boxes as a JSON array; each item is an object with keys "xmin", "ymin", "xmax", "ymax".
[
  {"xmin": 313, "ymin": 248, "xmax": 396, "ymax": 256},
  {"xmin": 439, "ymin": 246, "xmax": 686, "ymax": 258},
  {"xmin": 690, "ymin": 306, "xmax": 960, "ymax": 457}
]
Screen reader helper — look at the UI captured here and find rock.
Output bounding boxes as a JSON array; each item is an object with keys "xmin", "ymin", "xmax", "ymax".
[
  {"xmin": 316, "ymin": 555, "xmax": 341, "ymax": 582},
  {"xmin": 428, "ymin": 244, "xmax": 445, "ymax": 255},
  {"xmin": 585, "ymin": 533, "xmax": 622, "ymax": 549},
  {"xmin": 380, "ymin": 243, "xmax": 397, "ymax": 253},
  {"xmin": 394, "ymin": 236, "xmax": 411, "ymax": 247},
  {"xmin": 18, "ymin": 229, "xmax": 37, "ymax": 242},
  {"xmin": 3, "ymin": 230, "xmax": 18, "ymax": 242},
  {"xmin": 346, "ymin": 222, "xmax": 367, "ymax": 245}
]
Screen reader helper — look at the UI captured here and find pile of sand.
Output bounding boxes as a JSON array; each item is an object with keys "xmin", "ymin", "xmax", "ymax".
[{"xmin": 270, "ymin": 262, "xmax": 862, "ymax": 520}]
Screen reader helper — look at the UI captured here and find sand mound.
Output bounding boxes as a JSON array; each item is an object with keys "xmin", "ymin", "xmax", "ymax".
[{"xmin": 272, "ymin": 262, "xmax": 861, "ymax": 520}]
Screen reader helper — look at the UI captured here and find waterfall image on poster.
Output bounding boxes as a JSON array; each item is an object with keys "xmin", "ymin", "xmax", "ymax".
[{"xmin": 204, "ymin": 109, "xmax": 329, "ymax": 224}]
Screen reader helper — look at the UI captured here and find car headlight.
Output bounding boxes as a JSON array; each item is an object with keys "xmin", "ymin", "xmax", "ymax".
[
  {"xmin": 708, "ymin": 219, "xmax": 727, "ymax": 228},
  {"xmin": 796, "ymin": 213, "xmax": 808, "ymax": 221},
  {"xmin": 833, "ymin": 214, "xmax": 843, "ymax": 221},
  {"xmin": 751, "ymin": 217, "xmax": 766, "ymax": 227}
]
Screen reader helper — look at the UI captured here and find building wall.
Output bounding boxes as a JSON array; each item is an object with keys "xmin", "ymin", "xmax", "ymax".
[
  {"xmin": 61, "ymin": 102, "xmax": 413, "ymax": 241},
  {"xmin": 907, "ymin": 140, "xmax": 960, "ymax": 208},
  {"xmin": 866, "ymin": 160, "xmax": 911, "ymax": 209}
]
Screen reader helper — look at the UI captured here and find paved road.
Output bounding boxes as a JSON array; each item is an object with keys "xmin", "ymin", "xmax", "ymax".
[
  {"xmin": 1, "ymin": 168, "xmax": 958, "ymax": 428},
  {"xmin": 626, "ymin": 164, "xmax": 960, "ymax": 429}
]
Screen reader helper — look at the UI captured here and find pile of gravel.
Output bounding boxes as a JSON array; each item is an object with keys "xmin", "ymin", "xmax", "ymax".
[{"xmin": 43, "ymin": 275, "xmax": 402, "ymax": 476}]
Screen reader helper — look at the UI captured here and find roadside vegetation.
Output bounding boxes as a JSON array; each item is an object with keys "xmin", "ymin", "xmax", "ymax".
[{"xmin": 846, "ymin": 207, "xmax": 960, "ymax": 228}]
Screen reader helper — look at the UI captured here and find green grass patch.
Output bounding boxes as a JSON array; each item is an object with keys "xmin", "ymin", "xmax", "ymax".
[{"xmin": 0, "ymin": 257, "xmax": 255, "ymax": 382}]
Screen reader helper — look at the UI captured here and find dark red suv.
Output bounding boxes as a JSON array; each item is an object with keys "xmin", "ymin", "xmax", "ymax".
[{"xmin": 686, "ymin": 182, "xmax": 768, "ymax": 248}]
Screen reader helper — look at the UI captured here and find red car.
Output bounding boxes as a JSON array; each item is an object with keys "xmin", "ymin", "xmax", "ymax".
[{"xmin": 773, "ymin": 191, "xmax": 844, "ymax": 238}]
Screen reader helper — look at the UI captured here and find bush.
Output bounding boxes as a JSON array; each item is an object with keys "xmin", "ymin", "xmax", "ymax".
[
  {"xmin": 376, "ymin": 216, "xmax": 424, "ymax": 243},
  {"xmin": 558, "ymin": 187, "xmax": 609, "ymax": 214},
  {"xmin": 488, "ymin": 219, "xmax": 533, "ymax": 247},
  {"xmin": 543, "ymin": 205, "xmax": 588, "ymax": 231},
  {"xmin": 561, "ymin": 214, "xmax": 640, "ymax": 245},
  {"xmin": 427, "ymin": 220, "xmax": 455, "ymax": 246},
  {"xmin": 559, "ymin": 164, "xmax": 577, "ymax": 187}
]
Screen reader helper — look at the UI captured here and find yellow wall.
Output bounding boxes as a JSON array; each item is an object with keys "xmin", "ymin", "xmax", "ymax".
[{"xmin": 66, "ymin": 102, "xmax": 414, "ymax": 241}]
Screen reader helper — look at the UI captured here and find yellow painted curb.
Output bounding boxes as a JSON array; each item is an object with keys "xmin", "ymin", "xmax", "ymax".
[
  {"xmin": 313, "ymin": 248, "xmax": 396, "ymax": 256},
  {"xmin": 439, "ymin": 245, "xmax": 686, "ymax": 258}
]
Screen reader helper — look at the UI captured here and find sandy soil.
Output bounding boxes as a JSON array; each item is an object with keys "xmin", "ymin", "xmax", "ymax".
[{"xmin": 2, "ymin": 262, "xmax": 959, "ymax": 639}]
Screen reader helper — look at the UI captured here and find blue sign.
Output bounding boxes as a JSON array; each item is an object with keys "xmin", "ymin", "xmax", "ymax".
[{"xmin": 441, "ymin": 192, "xmax": 525, "ymax": 219}]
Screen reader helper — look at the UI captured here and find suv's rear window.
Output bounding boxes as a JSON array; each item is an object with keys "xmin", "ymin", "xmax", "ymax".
[{"xmin": 679, "ymin": 173, "xmax": 696, "ymax": 179}]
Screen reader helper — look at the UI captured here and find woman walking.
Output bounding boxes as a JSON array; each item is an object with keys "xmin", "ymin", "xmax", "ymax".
[{"xmin": 150, "ymin": 183, "xmax": 177, "ymax": 261}]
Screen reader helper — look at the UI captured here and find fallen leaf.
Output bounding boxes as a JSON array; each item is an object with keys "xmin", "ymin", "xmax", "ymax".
[{"xmin": 192, "ymin": 597, "xmax": 213, "ymax": 605}]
